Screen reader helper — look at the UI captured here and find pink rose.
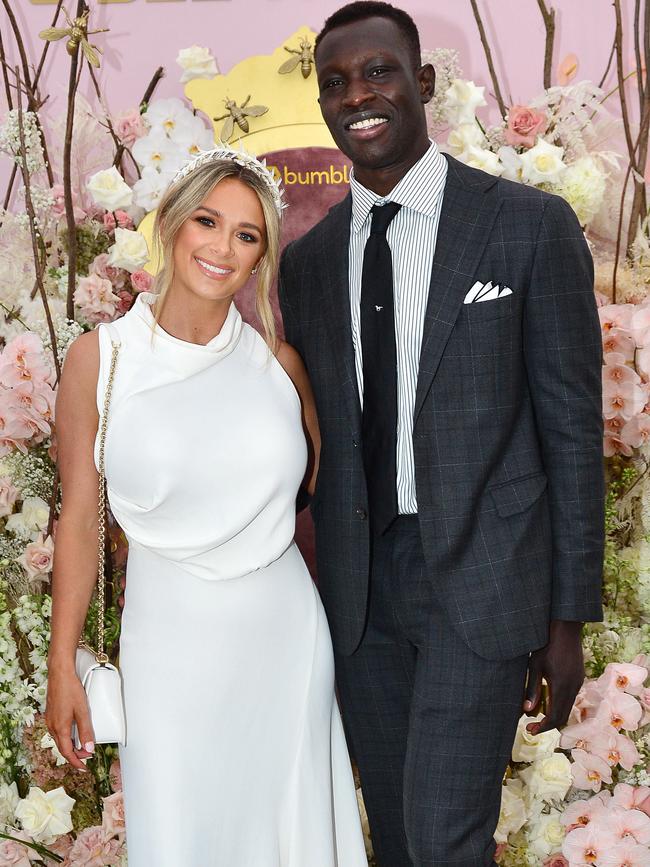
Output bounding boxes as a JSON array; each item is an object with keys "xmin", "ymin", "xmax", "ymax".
[
  {"xmin": 505, "ymin": 105, "xmax": 548, "ymax": 148},
  {"xmin": 103, "ymin": 210, "xmax": 134, "ymax": 232},
  {"xmin": 543, "ymin": 856, "xmax": 569, "ymax": 867},
  {"xmin": 130, "ymin": 269, "xmax": 153, "ymax": 293},
  {"xmin": 114, "ymin": 109, "xmax": 148, "ymax": 148},
  {"xmin": 115, "ymin": 290, "xmax": 134, "ymax": 315},
  {"xmin": 17, "ymin": 533, "xmax": 54, "ymax": 583},
  {"xmin": 50, "ymin": 183, "xmax": 86, "ymax": 223},
  {"xmin": 109, "ymin": 760, "xmax": 122, "ymax": 792},
  {"xmin": 73, "ymin": 274, "xmax": 121, "ymax": 325},
  {"xmin": 101, "ymin": 791, "xmax": 125, "ymax": 838},
  {"xmin": 65, "ymin": 826, "xmax": 121, "ymax": 867},
  {"xmin": 0, "ymin": 475, "xmax": 19, "ymax": 517}
]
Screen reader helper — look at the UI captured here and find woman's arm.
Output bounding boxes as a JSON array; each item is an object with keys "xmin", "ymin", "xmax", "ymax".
[
  {"xmin": 275, "ymin": 340, "xmax": 321, "ymax": 497},
  {"xmin": 45, "ymin": 329, "xmax": 103, "ymax": 770}
]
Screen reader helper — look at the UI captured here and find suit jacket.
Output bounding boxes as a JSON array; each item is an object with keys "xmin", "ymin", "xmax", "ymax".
[{"xmin": 278, "ymin": 154, "xmax": 604, "ymax": 661}]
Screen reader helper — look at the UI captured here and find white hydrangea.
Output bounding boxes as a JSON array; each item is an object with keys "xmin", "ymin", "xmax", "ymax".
[{"xmin": 553, "ymin": 155, "xmax": 607, "ymax": 227}]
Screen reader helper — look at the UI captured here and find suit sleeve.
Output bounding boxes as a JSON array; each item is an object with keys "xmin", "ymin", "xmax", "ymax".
[
  {"xmin": 278, "ymin": 242, "xmax": 303, "ymax": 357},
  {"xmin": 523, "ymin": 194, "xmax": 604, "ymax": 623}
]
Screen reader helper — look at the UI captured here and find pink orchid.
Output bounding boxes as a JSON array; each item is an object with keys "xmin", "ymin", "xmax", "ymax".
[
  {"xmin": 598, "ymin": 663, "xmax": 648, "ymax": 696},
  {"xmin": 603, "ymin": 328, "xmax": 636, "ymax": 361},
  {"xmin": 621, "ymin": 414, "xmax": 650, "ymax": 449},
  {"xmin": 603, "ymin": 378, "xmax": 647, "ymax": 420},
  {"xmin": 603, "ymin": 353, "xmax": 641, "ymax": 386},
  {"xmin": 0, "ymin": 390, "xmax": 36, "ymax": 456},
  {"xmin": 561, "ymin": 792, "xmax": 610, "ymax": 829},
  {"xmin": 0, "ymin": 332, "xmax": 54, "ymax": 390},
  {"xmin": 606, "ymin": 805, "xmax": 650, "ymax": 847},
  {"xmin": 599, "ymin": 304, "xmax": 635, "ymax": 334},
  {"xmin": 562, "ymin": 823, "xmax": 619, "ymax": 865},
  {"xmin": 561, "ymin": 720, "xmax": 601, "ymax": 752},
  {"xmin": 604, "ymin": 416, "xmax": 635, "ymax": 457},
  {"xmin": 613, "ymin": 784, "xmax": 650, "ymax": 818},
  {"xmin": 637, "ymin": 345, "xmax": 650, "ymax": 381},
  {"xmin": 630, "ymin": 305, "xmax": 650, "ymax": 347},
  {"xmin": 0, "ymin": 475, "xmax": 19, "ymax": 517},
  {"xmin": 596, "ymin": 691, "xmax": 644, "ymax": 732},
  {"xmin": 590, "ymin": 729, "xmax": 640, "ymax": 770},
  {"xmin": 570, "ymin": 681, "xmax": 605, "ymax": 724},
  {"xmin": 600, "ymin": 838, "xmax": 650, "ymax": 866},
  {"xmin": 571, "ymin": 748, "xmax": 613, "ymax": 791},
  {"xmin": 558, "ymin": 53, "xmax": 579, "ymax": 85}
]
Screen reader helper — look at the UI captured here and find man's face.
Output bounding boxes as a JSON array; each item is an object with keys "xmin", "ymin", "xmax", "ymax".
[{"xmin": 316, "ymin": 16, "xmax": 433, "ymax": 173}]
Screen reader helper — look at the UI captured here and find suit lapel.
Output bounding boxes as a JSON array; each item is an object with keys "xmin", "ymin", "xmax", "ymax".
[
  {"xmin": 413, "ymin": 156, "xmax": 504, "ymax": 426},
  {"xmin": 320, "ymin": 194, "xmax": 362, "ymax": 434}
]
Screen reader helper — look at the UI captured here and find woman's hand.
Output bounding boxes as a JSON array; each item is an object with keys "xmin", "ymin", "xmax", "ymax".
[{"xmin": 45, "ymin": 666, "xmax": 96, "ymax": 771}]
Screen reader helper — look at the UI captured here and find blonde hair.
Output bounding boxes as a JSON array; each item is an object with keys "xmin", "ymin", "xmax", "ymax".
[{"xmin": 151, "ymin": 159, "xmax": 280, "ymax": 349}]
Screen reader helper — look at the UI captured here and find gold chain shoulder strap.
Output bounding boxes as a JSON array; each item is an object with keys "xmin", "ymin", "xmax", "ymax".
[{"xmin": 93, "ymin": 331, "xmax": 120, "ymax": 664}]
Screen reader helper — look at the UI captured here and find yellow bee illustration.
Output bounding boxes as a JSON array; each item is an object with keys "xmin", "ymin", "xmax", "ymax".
[
  {"xmin": 214, "ymin": 97, "xmax": 269, "ymax": 142},
  {"xmin": 39, "ymin": 7, "xmax": 108, "ymax": 67},
  {"xmin": 278, "ymin": 38, "xmax": 315, "ymax": 79}
]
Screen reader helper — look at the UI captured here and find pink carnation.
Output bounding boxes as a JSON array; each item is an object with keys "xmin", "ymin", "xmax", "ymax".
[
  {"xmin": 130, "ymin": 269, "xmax": 153, "ymax": 293},
  {"xmin": 0, "ymin": 835, "xmax": 33, "ymax": 867},
  {"xmin": 73, "ymin": 274, "xmax": 121, "ymax": 325},
  {"xmin": 505, "ymin": 105, "xmax": 548, "ymax": 148},
  {"xmin": 542, "ymin": 856, "xmax": 569, "ymax": 867},
  {"xmin": 88, "ymin": 253, "xmax": 127, "ymax": 291},
  {"xmin": 113, "ymin": 109, "xmax": 148, "ymax": 147},
  {"xmin": 101, "ymin": 790, "xmax": 125, "ymax": 838},
  {"xmin": 65, "ymin": 826, "xmax": 121, "ymax": 867},
  {"xmin": 115, "ymin": 290, "xmax": 134, "ymax": 316}
]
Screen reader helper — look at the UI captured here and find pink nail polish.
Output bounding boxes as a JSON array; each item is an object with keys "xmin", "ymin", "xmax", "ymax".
[{"xmin": 84, "ymin": 741, "xmax": 95, "ymax": 754}]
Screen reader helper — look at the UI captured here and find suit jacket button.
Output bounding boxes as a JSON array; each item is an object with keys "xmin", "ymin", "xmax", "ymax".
[
  {"xmin": 356, "ymin": 507, "xmax": 367, "ymax": 520},
  {"xmin": 352, "ymin": 438, "xmax": 359, "ymax": 447}
]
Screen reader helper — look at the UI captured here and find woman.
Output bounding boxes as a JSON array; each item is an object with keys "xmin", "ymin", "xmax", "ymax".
[{"xmin": 46, "ymin": 148, "xmax": 368, "ymax": 866}]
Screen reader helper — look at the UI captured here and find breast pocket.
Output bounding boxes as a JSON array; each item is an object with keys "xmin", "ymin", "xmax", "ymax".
[{"xmin": 460, "ymin": 293, "xmax": 516, "ymax": 322}]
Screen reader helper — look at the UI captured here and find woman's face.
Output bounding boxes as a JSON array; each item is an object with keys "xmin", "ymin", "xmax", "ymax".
[{"xmin": 172, "ymin": 176, "xmax": 266, "ymax": 304}]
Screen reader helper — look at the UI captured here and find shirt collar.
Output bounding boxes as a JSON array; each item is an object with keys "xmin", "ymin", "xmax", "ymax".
[{"xmin": 349, "ymin": 141, "xmax": 447, "ymax": 234}]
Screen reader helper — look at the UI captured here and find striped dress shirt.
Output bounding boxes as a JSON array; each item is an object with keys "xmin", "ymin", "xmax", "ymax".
[{"xmin": 349, "ymin": 141, "xmax": 448, "ymax": 514}]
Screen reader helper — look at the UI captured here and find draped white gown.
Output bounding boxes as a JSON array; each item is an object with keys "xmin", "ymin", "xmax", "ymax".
[{"xmin": 95, "ymin": 292, "xmax": 367, "ymax": 867}]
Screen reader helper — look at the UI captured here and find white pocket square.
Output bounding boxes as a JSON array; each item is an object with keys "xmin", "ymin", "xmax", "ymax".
[{"xmin": 464, "ymin": 280, "xmax": 513, "ymax": 304}]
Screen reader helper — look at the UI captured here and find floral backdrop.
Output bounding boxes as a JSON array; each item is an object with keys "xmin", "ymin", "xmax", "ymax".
[{"xmin": 1, "ymin": 0, "xmax": 650, "ymax": 865}]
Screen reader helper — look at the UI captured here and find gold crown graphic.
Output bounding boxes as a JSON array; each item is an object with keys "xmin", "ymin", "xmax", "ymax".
[{"xmin": 185, "ymin": 27, "xmax": 335, "ymax": 156}]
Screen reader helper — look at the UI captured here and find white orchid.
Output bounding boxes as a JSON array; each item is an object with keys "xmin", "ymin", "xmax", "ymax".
[
  {"xmin": 132, "ymin": 127, "xmax": 185, "ymax": 175},
  {"xmin": 168, "ymin": 113, "xmax": 215, "ymax": 160},
  {"xmin": 132, "ymin": 166, "xmax": 174, "ymax": 212},
  {"xmin": 144, "ymin": 97, "xmax": 194, "ymax": 135},
  {"xmin": 443, "ymin": 78, "xmax": 487, "ymax": 125}
]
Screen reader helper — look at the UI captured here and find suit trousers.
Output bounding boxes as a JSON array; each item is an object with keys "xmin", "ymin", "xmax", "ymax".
[{"xmin": 334, "ymin": 516, "xmax": 529, "ymax": 867}]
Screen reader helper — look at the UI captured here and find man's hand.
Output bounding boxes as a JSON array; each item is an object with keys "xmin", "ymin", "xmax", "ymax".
[{"xmin": 523, "ymin": 620, "xmax": 585, "ymax": 734}]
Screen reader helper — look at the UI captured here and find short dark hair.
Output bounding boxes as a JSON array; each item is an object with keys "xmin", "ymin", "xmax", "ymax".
[{"xmin": 315, "ymin": 1, "xmax": 421, "ymax": 67}]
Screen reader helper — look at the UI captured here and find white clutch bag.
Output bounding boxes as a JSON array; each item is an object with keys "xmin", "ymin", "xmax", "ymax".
[{"xmin": 73, "ymin": 330, "xmax": 126, "ymax": 749}]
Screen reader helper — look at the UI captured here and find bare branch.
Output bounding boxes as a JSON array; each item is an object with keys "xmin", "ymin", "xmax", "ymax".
[
  {"xmin": 468, "ymin": 0, "xmax": 507, "ymax": 119},
  {"xmin": 614, "ymin": 0, "xmax": 637, "ymax": 166},
  {"xmin": 537, "ymin": 0, "xmax": 556, "ymax": 90}
]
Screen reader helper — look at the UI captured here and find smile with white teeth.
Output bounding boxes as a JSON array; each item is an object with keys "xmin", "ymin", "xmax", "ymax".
[
  {"xmin": 348, "ymin": 117, "xmax": 388, "ymax": 130},
  {"xmin": 195, "ymin": 257, "xmax": 232, "ymax": 275}
]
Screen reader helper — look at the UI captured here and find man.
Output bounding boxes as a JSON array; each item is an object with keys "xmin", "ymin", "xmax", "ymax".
[{"xmin": 278, "ymin": 3, "xmax": 604, "ymax": 864}]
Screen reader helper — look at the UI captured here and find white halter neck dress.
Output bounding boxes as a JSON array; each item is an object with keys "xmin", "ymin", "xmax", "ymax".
[{"xmin": 95, "ymin": 292, "xmax": 366, "ymax": 866}]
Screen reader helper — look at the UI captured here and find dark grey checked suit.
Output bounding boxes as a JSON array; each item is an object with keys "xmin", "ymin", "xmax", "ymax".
[{"xmin": 278, "ymin": 154, "xmax": 604, "ymax": 866}]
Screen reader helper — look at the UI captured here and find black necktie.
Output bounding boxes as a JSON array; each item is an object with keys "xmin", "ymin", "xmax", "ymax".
[{"xmin": 360, "ymin": 201, "xmax": 402, "ymax": 534}]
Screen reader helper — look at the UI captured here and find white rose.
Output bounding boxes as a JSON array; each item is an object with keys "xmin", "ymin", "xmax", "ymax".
[
  {"xmin": 0, "ymin": 781, "xmax": 19, "ymax": 824},
  {"xmin": 520, "ymin": 752, "xmax": 572, "ymax": 804},
  {"xmin": 87, "ymin": 166, "xmax": 133, "ymax": 212},
  {"xmin": 15, "ymin": 786, "xmax": 74, "ymax": 844},
  {"xmin": 527, "ymin": 809, "xmax": 566, "ymax": 858},
  {"xmin": 512, "ymin": 714, "xmax": 561, "ymax": 763},
  {"xmin": 447, "ymin": 122, "xmax": 485, "ymax": 157},
  {"xmin": 40, "ymin": 732, "xmax": 66, "ymax": 766},
  {"xmin": 495, "ymin": 779, "xmax": 527, "ymax": 844},
  {"xmin": 443, "ymin": 78, "xmax": 487, "ymax": 125},
  {"xmin": 463, "ymin": 145, "xmax": 503, "ymax": 176},
  {"xmin": 107, "ymin": 227, "xmax": 149, "ymax": 273},
  {"xmin": 6, "ymin": 495, "xmax": 49, "ymax": 540},
  {"xmin": 176, "ymin": 45, "xmax": 219, "ymax": 83},
  {"xmin": 519, "ymin": 138, "xmax": 566, "ymax": 185}
]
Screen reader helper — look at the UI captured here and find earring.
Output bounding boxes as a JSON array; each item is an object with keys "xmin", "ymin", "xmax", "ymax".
[{"xmin": 251, "ymin": 267, "xmax": 258, "ymax": 275}]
